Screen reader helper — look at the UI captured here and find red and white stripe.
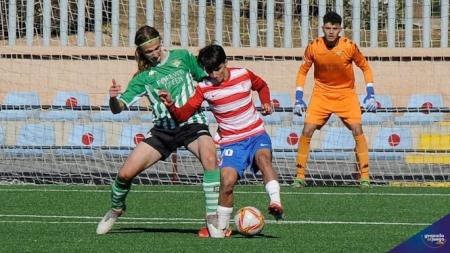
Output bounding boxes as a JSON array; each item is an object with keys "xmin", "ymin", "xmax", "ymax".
[{"xmin": 199, "ymin": 68, "xmax": 266, "ymax": 145}]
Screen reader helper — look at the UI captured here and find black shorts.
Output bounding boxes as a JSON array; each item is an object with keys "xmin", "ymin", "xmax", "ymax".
[{"xmin": 142, "ymin": 123, "xmax": 212, "ymax": 160}]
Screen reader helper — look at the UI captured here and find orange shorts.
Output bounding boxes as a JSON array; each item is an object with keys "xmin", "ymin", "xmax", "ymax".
[{"xmin": 305, "ymin": 92, "xmax": 362, "ymax": 126}]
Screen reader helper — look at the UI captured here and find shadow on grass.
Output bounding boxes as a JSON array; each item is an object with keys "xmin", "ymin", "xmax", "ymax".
[
  {"xmin": 113, "ymin": 227, "xmax": 199, "ymax": 234},
  {"xmin": 113, "ymin": 228, "xmax": 279, "ymax": 238},
  {"xmin": 232, "ymin": 233, "xmax": 279, "ymax": 239}
]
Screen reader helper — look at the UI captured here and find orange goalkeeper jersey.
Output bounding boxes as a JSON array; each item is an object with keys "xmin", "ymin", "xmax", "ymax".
[{"xmin": 296, "ymin": 37, "xmax": 374, "ymax": 93}]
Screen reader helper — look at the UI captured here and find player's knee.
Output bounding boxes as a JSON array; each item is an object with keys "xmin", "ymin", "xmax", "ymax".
[
  {"xmin": 302, "ymin": 130, "xmax": 314, "ymax": 138},
  {"xmin": 117, "ymin": 169, "xmax": 134, "ymax": 182},
  {"xmin": 202, "ymin": 152, "xmax": 218, "ymax": 170},
  {"xmin": 302, "ymin": 125, "xmax": 316, "ymax": 137},
  {"xmin": 255, "ymin": 152, "xmax": 272, "ymax": 169},
  {"xmin": 220, "ymin": 177, "xmax": 235, "ymax": 195},
  {"xmin": 350, "ymin": 125, "xmax": 363, "ymax": 136}
]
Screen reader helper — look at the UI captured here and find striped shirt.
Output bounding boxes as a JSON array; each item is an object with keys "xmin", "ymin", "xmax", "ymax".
[
  {"xmin": 119, "ymin": 49, "xmax": 208, "ymax": 129},
  {"xmin": 168, "ymin": 68, "xmax": 271, "ymax": 145}
]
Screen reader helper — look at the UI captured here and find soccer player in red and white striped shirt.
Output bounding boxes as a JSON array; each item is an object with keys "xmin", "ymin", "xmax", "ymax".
[{"xmin": 159, "ymin": 44, "xmax": 285, "ymax": 236}]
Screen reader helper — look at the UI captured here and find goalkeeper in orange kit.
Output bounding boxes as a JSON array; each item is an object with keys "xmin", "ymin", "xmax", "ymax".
[{"xmin": 292, "ymin": 11, "xmax": 377, "ymax": 188}]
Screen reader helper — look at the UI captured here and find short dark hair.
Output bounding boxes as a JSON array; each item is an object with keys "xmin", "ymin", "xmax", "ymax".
[
  {"xmin": 323, "ymin": 12, "xmax": 342, "ymax": 26},
  {"xmin": 197, "ymin": 44, "xmax": 227, "ymax": 74}
]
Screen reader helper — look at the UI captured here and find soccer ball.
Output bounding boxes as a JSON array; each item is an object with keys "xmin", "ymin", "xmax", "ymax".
[{"xmin": 233, "ymin": 206, "xmax": 265, "ymax": 236}]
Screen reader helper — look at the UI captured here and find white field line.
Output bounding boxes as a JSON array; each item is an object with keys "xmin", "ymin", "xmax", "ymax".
[
  {"xmin": 0, "ymin": 188, "xmax": 449, "ymax": 197},
  {"xmin": 0, "ymin": 214, "xmax": 430, "ymax": 226}
]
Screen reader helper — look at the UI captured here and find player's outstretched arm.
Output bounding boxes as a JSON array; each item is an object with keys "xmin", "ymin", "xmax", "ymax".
[
  {"xmin": 109, "ymin": 78, "xmax": 125, "ymax": 114},
  {"xmin": 158, "ymin": 90, "xmax": 200, "ymax": 122}
]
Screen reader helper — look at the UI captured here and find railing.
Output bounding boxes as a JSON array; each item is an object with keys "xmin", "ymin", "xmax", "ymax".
[{"xmin": 2, "ymin": 0, "xmax": 449, "ymax": 48}]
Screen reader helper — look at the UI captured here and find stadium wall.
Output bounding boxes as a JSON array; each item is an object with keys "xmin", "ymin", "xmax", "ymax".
[
  {"xmin": 1, "ymin": 46, "xmax": 449, "ymax": 150},
  {"xmin": 1, "ymin": 46, "xmax": 449, "ymax": 106}
]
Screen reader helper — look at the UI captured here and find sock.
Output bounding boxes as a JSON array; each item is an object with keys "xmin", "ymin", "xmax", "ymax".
[
  {"xmin": 203, "ymin": 169, "xmax": 220, "ymax": 216},
  {"xmin": 111, "ymin": 176, "xmax": 132, "ymax": 211},
  {"xmin": 217, "ymin": 205, "xmax": 233, "ymax": 231},
  {"xmin": 354, "ymin": 134, "xmax": 370, "ymax": 180},
  {"xmin": 265, "ymin": 180, "xmax": 281, "ymax": 205},
  {"xmin": 296, "ymin": 135, "xmax": 311, "ymax": 179}
]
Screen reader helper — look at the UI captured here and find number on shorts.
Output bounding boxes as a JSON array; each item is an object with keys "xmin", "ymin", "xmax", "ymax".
[{"xmin": 223, "ymin": 149, "xmax": 234, "ymax": 156}]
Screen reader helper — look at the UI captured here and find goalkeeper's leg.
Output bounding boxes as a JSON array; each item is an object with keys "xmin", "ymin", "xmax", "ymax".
[
  {"xmin": 96, "ymin": 142, "xmax": 162, "ymax": 235},
  {"xmin": 345, "ymin": 121, "xmax": 370, "ymax": 188},
  {"xmin": 354, "ymin": 133, "xmax": 370, "ymax": 188},
  {"xmin": 294, "ymin": 123, "xmax": 318, "ymax": 188}
]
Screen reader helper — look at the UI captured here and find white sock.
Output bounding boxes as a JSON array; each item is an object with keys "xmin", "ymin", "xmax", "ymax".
[
  {"xmin": 217, "ymin": 205, "xmax": 233, "ymax": 231},
  {"xmin": 265, "ymin": 180, "xmax": 281, "ymax": 205}
]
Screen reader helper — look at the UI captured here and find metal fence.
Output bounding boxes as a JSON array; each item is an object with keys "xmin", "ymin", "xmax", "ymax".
[{"xmin": 1, "ymin": 0, "xmax": 449, "ymax": 48}]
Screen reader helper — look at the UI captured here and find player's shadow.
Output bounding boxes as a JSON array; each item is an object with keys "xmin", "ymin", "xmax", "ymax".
[
  {"xmin": 113, "ymin": 228, "xmax": 278, "ymax": 238},
  {"xmin": 112, "ymin": 227, "xmax": 198, "ymax": 234},
  {"xmin": 231, "ymin": 233, "xmax": 279, "ymax": 239}
]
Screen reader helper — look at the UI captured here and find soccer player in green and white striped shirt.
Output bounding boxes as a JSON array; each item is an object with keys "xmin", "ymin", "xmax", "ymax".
[{"xmin": 96, "ymin": 26, "xmax": 225, "ymax": 238}]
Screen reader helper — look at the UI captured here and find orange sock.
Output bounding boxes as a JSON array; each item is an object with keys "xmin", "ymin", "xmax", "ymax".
[
  {"xmin": 354, "ymin": 134, "xmax": 370, "ymax": 180},
  {"xmin": 296, "ymin": 135, "xmax": 311, "ymax": 179}
]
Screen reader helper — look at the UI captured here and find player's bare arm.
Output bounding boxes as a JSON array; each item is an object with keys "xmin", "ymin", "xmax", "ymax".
[{"xmin": 109, "ymin": 78, "xmax": 125, "ymax": 114}]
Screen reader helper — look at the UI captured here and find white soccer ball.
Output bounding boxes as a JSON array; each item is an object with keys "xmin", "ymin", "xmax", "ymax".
[{"xmin": 233, "ymin": 206, "xmax": 265, "ymax": 236}]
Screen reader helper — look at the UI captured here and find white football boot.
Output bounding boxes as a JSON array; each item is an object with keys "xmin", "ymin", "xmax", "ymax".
[
  {"xmin": 206, "ymin": 214, "xmax": 226, "ymax": 238},
  {"xmin": 96, "ymin": 206, "xmax": 126, "ymax": 235}
]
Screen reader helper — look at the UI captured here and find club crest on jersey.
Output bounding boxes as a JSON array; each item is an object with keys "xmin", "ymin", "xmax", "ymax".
[
  {"xmin": 172, "ymin": 59, "xmax": 181, "ymax": 67},
  {"xmin": 336, "ymin": 51, "xmax": 343, "ymax": 56},
  {"xmin": 148, "ymin": 70, "xmax": 155, "ymax": 76}
]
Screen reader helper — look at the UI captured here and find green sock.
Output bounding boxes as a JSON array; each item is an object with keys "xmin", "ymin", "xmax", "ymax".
[
  {"xmin": 111, "ymin": 176, "xmax": 132, "ymax": 211},
  {"xmin": 203, "ymin": 169, "xmax": 220, "ymax": 216}
]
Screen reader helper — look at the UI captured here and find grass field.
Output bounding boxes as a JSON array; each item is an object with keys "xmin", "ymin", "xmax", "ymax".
[{"xmin": 0, "ymin": 185, "xmax": 449, "ymax": 253}]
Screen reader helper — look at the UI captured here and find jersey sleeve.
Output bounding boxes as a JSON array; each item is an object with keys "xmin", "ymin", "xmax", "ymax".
[
  {"xmin": 351, "ymin": 44, "xmax": 374, "ymax": 84},
  {"xmin": 118, "ymin": 72, "xmax": 148, "ymax": 108},
  {"xmin": 185, "ymin": 50, "xmax": 208, "ymax": 82},
  {"xmin": 168, "ymin": 85, "xmax": 205, "ymax": 122},
  {"xmin": 248, "ymin": 69, "xmax": 271, "ymax": 104},
  {"xmin": 295, "ymin": 44, "xmax": 314, "ymax": 89}
]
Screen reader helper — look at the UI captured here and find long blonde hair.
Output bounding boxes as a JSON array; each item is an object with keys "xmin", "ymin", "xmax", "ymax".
[{"xmin": 133, "ymin": 26, "xmax": 160, "ymax": 77}]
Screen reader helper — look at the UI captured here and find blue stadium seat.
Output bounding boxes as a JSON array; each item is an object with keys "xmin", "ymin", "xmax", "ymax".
[
  {"xmin": 255, "ymin": 92, "xmax": 292, "ymax": 122},
  {"xmin": 90, "ymin": 95, "xmax": 140, "ymax": 122},
  {"xmin": 54, "ymin": 125, "xmax": 106, "ymax": 156},
  {"xmin": 259, "ymin": 112, "xmax": 282, "ymax": 125},
  {"xmin": 40, "ymin": 91, "xmax": 90, "ymax": 121},
  {"xmin": 394, "ymin": 94, "xmax": 445, "ymax": 125},
  {"xmin": 358, "ymin": 94, "xmax": 394, "ymax": 125},
  {"xmin": 310, "ymin": 127, "xmax": 355, "ymax": 161},
  {"xmin": 0, "ymin": 92, "xmax": 40, "ymax": 121},
  {"xmin": 292, "ymin": 113, "xmax": 338, "ymax": 126},
  {"xmin": 272, "ymin": 126, "xmax": 303, "ymax": 158},
  {"xmin": 105, "ymin": 125, "xmax": 152, "ymax": 157},
  {"xmin": 4, "ymin": 124, "xmax": 55, "ymax": 156},
  {"xmin": 370, "ymin": 127, "xmax": 412, "ymax": 161},
  {"xmin": 0, "ymin": 125, "xmax": 4, "ymax": 145}
]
